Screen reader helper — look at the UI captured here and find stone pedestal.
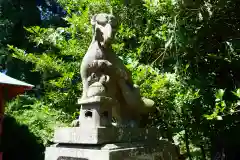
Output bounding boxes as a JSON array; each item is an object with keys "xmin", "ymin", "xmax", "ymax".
[
  {"xmin": 53, "ymin": 127, "xmax": 160, "ymax": 144},
  {"xmin": 45, "ymin": 126, "xmax": 179, "ymax": 160},
  {"xmin": 45, "ymin": 97, "xmax": 179, "ymax": 160},
  {"xmin": 45, "ymin": 140, "xmax": 179, "ymax": 160}
]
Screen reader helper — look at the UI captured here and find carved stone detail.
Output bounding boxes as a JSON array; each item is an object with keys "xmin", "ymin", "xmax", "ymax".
[{"xmin": 79, "ymin": 13, "xmax": 155, "ymax": 127}]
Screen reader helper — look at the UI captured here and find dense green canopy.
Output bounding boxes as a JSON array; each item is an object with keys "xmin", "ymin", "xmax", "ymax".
[{"xmin": 1, "ymin": 0, "xmax": 240, "ymax": 159}]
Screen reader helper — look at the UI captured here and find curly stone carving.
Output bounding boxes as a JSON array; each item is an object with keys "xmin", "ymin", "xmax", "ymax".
[{"xmin": 79, "ymin": 13, "xmax": 155, "ymax": 127}]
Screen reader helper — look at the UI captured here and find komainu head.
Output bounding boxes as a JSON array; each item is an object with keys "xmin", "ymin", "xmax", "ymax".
[{"xmin": 91, "ymin": 13, "xmax": 117, "ymax": 47}]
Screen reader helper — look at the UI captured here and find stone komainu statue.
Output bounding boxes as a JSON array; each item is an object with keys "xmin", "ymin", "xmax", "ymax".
[{"xmin": 80, "ymin": 13, "xmax": 154, "ymax": 127}]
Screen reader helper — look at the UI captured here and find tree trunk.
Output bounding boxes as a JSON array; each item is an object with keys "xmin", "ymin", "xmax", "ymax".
[
  {"xmin": 184, "ymin": 126, "xmax": 192, "ymax": 160},
  {"xmin": 200, "ymin": 145, "xmax": 207, "ymax": 160}
]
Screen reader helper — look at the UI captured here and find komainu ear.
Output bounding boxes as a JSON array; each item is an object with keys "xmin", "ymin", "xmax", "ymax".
[{"xmin": 91, "ymin": 14, "xmax": 97, "ymax": 25}]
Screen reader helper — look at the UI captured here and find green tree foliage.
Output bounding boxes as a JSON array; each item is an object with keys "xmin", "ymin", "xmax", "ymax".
[
  {"xmin": 5, "ymin": 95, "xmax": 71, "ymax": 145},
  {"xmin": 0, "ymin": 0, "xmax": 41, "ymax": 82},
  {"xmin": 5, "ymin": 0, "xmax": 240, "ymax": 159}
]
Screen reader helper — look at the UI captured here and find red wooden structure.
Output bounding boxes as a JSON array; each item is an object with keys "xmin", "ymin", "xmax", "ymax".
[{"xmin": 0, "ymin": 73, "xmax": 33, "ymax": 160}]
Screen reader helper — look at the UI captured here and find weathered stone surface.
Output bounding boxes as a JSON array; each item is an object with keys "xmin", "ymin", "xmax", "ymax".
[
  {"xmin": 78, "ymin": 96, "xmax": 116, "ymax": 106},
  {"xmin": 77, "ymin": 96, "xmax": 117, "ymax": 128},
  {"xmin": 53, "ymin": 127, "xmax": 160, "ymax": 144},
  {"xmin": 79, "ymin": 13, "xmax": 155, "ymax": 126},
  {"xmin": 45, "ymin": 140, "xmax": 179, "ymax": 160}
]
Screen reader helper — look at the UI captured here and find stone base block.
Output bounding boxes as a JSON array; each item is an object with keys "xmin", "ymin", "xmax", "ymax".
[
  {"xmin": 45, "ymin": 140, "xmax": 179, "ymax": 160},
  {"xmin": 53, "ymin": 127, "xmax": 160, "ymax": 144}
]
